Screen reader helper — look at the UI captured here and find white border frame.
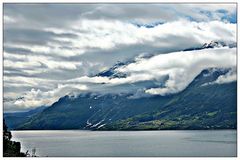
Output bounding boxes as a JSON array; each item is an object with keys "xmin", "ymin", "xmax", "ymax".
[{"xmin": 0, "ymin": 1, "xmax": 238, "ymax": 159}]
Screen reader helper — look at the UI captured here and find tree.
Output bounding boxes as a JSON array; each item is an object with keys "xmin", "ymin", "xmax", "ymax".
[{"xmin": 3, "ymin": 119, "xmax": 26, "ymax": 157}]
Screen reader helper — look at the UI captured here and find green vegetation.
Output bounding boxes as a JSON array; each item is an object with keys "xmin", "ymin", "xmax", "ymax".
[
  {"xmin": 100, "ymin": 82, "xmax": 237, "ymax": 130},
  {"xmin": 6, "ymin": 69, "xmax": 237, "ymax": 131},
  {"xmin": 100, "ymin": 111, "xmax": 236, "ymax": 130}
]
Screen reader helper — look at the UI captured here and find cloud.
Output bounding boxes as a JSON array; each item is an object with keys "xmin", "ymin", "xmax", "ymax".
[
  {"xmin": 202, "ymin": 68, "xmax": 237, "ymax": 86},
  {"xmin": 3, "ymin": 15, "xmax": 16, "ymax": 24},
  {"xmin": 4, "ymin": 16, "xmax": 236, "ymax": 58},
  {"xmin": 9, "ymin": 84, "xmax": 88, "ymax": 111},
  {"xmin": 214, "ymin": 69, "xmax": 236, "ymax": 84},
  {"xmin": 118, "ymin": 47, "xmax": 236, "ymax": 95},
  {"xmin": 3, "ymin": 4, "xmax": 237, "ymax": 111},
  {"xmin": 4, "ymin": 52, "xmax": 82, "ymax": 71},
  {"xmin": 79, "ymin": 4, "xmax": 236, "ymax": 23},
  {"xmin": 7, "ymin": 47, "xmax": 235, "ymax": 111}
]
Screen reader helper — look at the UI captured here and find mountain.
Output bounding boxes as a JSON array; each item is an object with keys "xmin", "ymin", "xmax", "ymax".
[
  {"xmin": 101, "ymin": 68, "xmax": 237, "ymax": 130},
  {"xmin": 133, "ymin": 21, "xmax": 164, "ymax": 28},
  {"xmin": 4, "ymin": 106, "xmax": 47, "ymax": 130},
  {"xmin": 15, "ymin": 67, "xmax": 236, "ymax": 130},
  {"xmin": 96, "ymin": 41, "xmax": 235, "ymax": 80},
  {"xmin": 183, "ymin": 41, "xmax": 236, "ymax": 51},
  {"xmin": 95, "ymin": 61, "xmax": 127, "ymax": 78},
  {"xmin": 201, "ymin": 41, "xmax": 227, "ymax": 48}
]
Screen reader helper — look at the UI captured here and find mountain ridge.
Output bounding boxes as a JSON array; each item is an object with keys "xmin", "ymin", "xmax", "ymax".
[{"xmin": 5, "ymin": 67, "xmax": 236, "ymax": 130}]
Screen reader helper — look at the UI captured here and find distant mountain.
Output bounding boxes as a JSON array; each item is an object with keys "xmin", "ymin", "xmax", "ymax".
[
  {"xmin": 201, "ymin": 41, "xmax": 227, "ymax": 48},
  {"xmin": 96, "ymin": 41, "xmax": 236, "ymax": 81},
  {"xmin": 96, "ymin": 41, "xmax": 236, "ymax": 79},
  {"xmin": 95, "ymin": 61, "xmax": 127, "ymax": 78},
  {"xmin": 133, "ymin": 21, "xmax": 164, "ymax": 28},
  {"xmin": 4, "ymin": 106, "xmax": 47, "ymax": 130},
  {"xmin": 183, "ymin": 41, "xmax": 236, "ymax": 51},
  {"xmin": 14, "ymin": 67, "xmax": 236, "ymax": 130}
]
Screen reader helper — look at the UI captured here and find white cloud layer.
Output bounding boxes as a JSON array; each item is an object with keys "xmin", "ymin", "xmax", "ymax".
[
  {"xmin": 3, "ymin": 4, "xmax": 237, "ymax": 111},
  {"xmin": 202, "ymin": 68, "xmax": 237, "ymax": 86},
  {"xmin": 4, "ymin": 20, "xmax": 236, "ymax": 59},
  {"xmin": 5, "ymin": 47, "xmax": 236, "ymax": 110},
  {"xmin": 118, "ymin": 47, "xmax": 236, "ymax": 95},
  {"xmin": 214, "ymin": 69, "xmax": 236, "ymax": 84},
  {"xmin": 12, "ymin": 84, "xmax": 88, "ymax": 110}
]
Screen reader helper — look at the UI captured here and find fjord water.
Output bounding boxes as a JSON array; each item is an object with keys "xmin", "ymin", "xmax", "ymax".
[{"xmin": 11, "ymin": 130, "xmax": 236, "ymax": 157}]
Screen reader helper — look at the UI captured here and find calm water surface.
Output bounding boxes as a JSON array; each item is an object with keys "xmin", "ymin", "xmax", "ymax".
[{"xmin": 11, "ymin": 130, "xmax": 236, "ymax": 157}]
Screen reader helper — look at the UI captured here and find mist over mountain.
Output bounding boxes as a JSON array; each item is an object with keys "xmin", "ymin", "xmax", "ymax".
[
  {"xmin": 4, "ymin": 4, "xmax": 237, "ymax": 131},
  {"xmin": 4, "ymin": 50, "xmax": 237, "ymax": 130}
]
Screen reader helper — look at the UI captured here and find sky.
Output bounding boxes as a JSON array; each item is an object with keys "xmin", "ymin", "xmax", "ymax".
[{"xmin": 3, "ymin": 3, "xmax": 237, "ymax": 112}]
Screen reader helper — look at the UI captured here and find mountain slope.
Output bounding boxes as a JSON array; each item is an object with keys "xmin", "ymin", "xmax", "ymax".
[
  {"xmin": 101, "ymin": 80, "xmax": 236, "ymax": 130},
  {"xmin": 4, "ymin": 106, "xmax": 47, "ymax": 130},
  {"xmin": 17, "ymin": 93, "xmax": 172, "ymax": 130},
  {"xmin": 16, "ymin": 67, "xmax": 237, "ymax": 130}
]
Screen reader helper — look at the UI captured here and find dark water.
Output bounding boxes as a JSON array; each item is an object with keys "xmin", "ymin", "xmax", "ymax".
[{"xmin": 11, "ymin": 130, "xmax": 236, "ymax": 157}]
